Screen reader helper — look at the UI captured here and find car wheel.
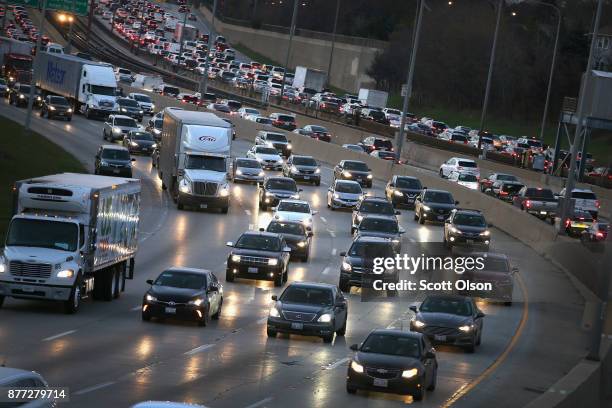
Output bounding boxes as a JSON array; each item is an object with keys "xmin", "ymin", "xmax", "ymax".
[
  {"xmin": 465, "ymin": 339, "xmax": 476, "ymax": 353},
  {"xmin": 549, "ymin": 217, "xmax": 555, "ymax": 225},
  {"xmin": 476, "ymin": 329, "xmax": 482, "ymax": 346},
  {"xmin": 266, "ymin": 327, "xmax": 277, "ymax": 337},
  {"xmin": 212, "ymin": 299, "xmax": 222, "ymax": 320},
  {"xmin": 346, "ymin": 384, "xmax": 357, "ymax": 394},
  {"xmin": 274, "ymin": 272, "xmax": 283, "ymax": 287},
  {"xmin": 67, "ymin": 116, "xmax": 72, "ymax": 122},
  {"xmin": 439, "ymin": 169, "xmax": 444, "ymax": 178},
  {"xmin": 0, "ymin": 295, "xmax": 4, "ymax": 309},
  {"xmin": 427, "ymin": 367, "xmax": 437, "ymax": 391},
  {"xmin": 315, "ymin": 180, "xmax": 320, "ymax": 186},
  {"xmin": 413, "ymin": 211, "xmax": 418, "ymax": 221},
  {"xmin": 197, "ymin": 306, "xmax": 209, "ymax": 326},
  {"xmin": 322, "ymin": 334, "xmax": 333, "ymax": 343},
  {"xmin": 221, "ymin": 206, "xmax": 229, "ymax": 214},
  {"xmin": 225, "ymin": 269, "xmax": 234, "ymax": 282},
  {"xmin": 412, "ymin": 387, "xmax": 424, "ymax": 401},
  {"xmin": 419, "ymin": 211, "xmax": 425, "ymax": 224},
  {"xmin": 301, "ymin": 253, "xmax": 309, "ymax": 262},
  {"xmin": 141, "ymin": 310, "xmax": 151, "ymax": 321},
  {"xmin": 336, "ymin": 318, "xmax": 347, "ymax": 336}
]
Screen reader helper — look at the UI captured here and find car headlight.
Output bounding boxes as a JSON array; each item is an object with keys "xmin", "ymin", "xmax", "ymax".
[
  {"xmin": 151, "ymin": 104, "xmax": 155, "ymax": 110},
  {"xmin": 350, "ymin": 361, "xmax": 364, "ymax": 374},
  {"xmin": 0, "ymin": 257, "xmax": 7, "ymax": 273},
  {"xmin": 367, "ymin": 174, "xmax": 373, "ymax": 179},
  {"xmin": 49, "ymin": 106, "xmax": 56, "ymax": 111},
  {"xmin": 287, "ymin": 144, "xmax": 292, "ymax": 149},
  {"xmin": 153, "ymin": 128, "xmax": 161, "ymax": 135},
  {"xmin": 297, "ymin": 241, "xmax": 307, "ymax": 248},
  {"xmin": 422, "ymin": 205, "xmax": 431, "ymax": 212},
  {"xmin": 265, "ymin": 191, "xmax": 274, "ymax": 197},
  {"xmin": 67, "ymin": 108, "xmax": 72, "ymax": 113},
  {"xmin": 130, "ymin": 141, "xmax": 138, "ymax": 147},
  {"xmin": 315, "ymin": 168, "xmax": 320, "ymax": 174},
  {"xmin": 139, "ymin": 110, "xmax": 144, "ymax": 114},
  {"xmin": 231, "ymin": 254, "xmax": 241, "ymax": 263},
  {"xmin": 333, "ymin": 193, "xmax": 340, "ymax": 199},
  {"xmin": 219, "ymin": 186, "xmax": 230, "ymax": 197},
  {"xmin": 266, "ymin": 141, "xmax": 274, "ymax": 147},
  {"xmin": 412, "ymin": 320, "xmax": 425, "ymax": 328},
  {"xmin": 19, "ymin": 94, "xmax": 25, "ymax": 99},
  {"xmin": 450, "ymin": 226, "xmax": 461, "ymax": 234},
  {"xmin": 258, "ymin": 171, "xmax": 265, "ymax": 177},
  {"xmin": 236, "ymin": 169, "xmax": 243, "ymax": 175},
  {"xmin": 36, "ymin": 96, "xmax": 41, "ymax": 101},
  {"xmin": 291, "ymin": 165, "xmax": 298, "ymax": 173},
  {"xmin": 179, "ymin": 179, "xmax": 191, "ymax": 193},
  {"xmin": 401, "ymin": 368, "xmax": 418, "ymax": 379},
  {"xmin": 255, "ymin": 157, "xmax": 263, "ymax": 162},
  {"xmin": 317, "ymin": 313, "xmax": 332, "ymax": 323},
  {"xmin": 480, "ymin": 230, "xmax": 491, "ymax": 236},
  {"xmin": 342, "ymin": 261, "xmax": 352, "ymax": 271},
  {"xmin": 342, "ymin": 171, "xmax": 352, "ymax": 178},
  {"xmin": 152, "ymin": 143, "xmax": 157, "ymax": 149},
  {"xmin": 458, "ymin": 325, "xmax": 473, "ymax": 332},
  {"xmin": 269, "ymin": 306, "xmax": 280, "ymax": 317},
  {"xmin": 268, "ymin": 258, "xmax": 279, "ymax": 266},
  {"xmin": 290, "ymin": 194, "xmax": 300, "ymax": 199},
  {"xmin": 394, "ymin": 190, "xmax": 403, "ymax": 196},
  {"xmin": 188, "ymin": 298, "xmax": 204, "ymax": 306},
  {"xmin": 121, "ymin": 107, "xmax": 127, "ymax": 112},
  {"xmin": 146, "ymin": 294, "xmax": 157, "ymax": 302},
  {"xmin": 112, "ymin": 126, "xmax": 122, "ymax": 133},
  {"xmin": 56, "ymin": 269, "xmax": 74, "ymax": 278},
  {"xmin": 357, "ymin": 215, "xmax": 363, "ymax": 222}
]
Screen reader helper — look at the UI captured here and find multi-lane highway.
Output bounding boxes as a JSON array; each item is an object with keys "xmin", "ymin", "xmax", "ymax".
[{"xmin": 0, "ymin": 92, "xmax": 589, "ymax": 407}]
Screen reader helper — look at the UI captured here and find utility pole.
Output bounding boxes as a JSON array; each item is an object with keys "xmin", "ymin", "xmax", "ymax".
[
  {"xmin": 25, "ymin": 0, "xmax": 47, "ymax": 133},
  {"xmin": 325, "ymin": 0, "xmax": 341, "ymax": 88},
  {"xmin": 279, "ymin": 0, "xmax": 299, "ymax": 105},
  {"xmin": 198, "ymin": 0, "xmax": 218, "ymax": 96},
  {"xmin": 176, "ymin": 3, "xmax": 189, "ymax": 72},
  {"xmin": 65, "ymin": 0, "xmax": 76, "ymax": 54},
  {"xmin": 86, "ymin": 0, "xmax": 94, "ymax": 43},
  {"xmin": 537, "ymin": 1, "xmax": 561, "ymax": 141},
  {"xmin": 395, "ymin": 0, "xmax": 425, "ymax": 163},
  {"xmin": 478, "ymin": 0, "xmax": 503, "ymax": 151}
]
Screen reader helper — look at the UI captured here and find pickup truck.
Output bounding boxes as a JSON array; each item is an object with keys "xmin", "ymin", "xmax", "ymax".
[
  {"xmin": 513, "ymin": 187, "xmax": 558, "ymax": 224},
  {"xmin": 555, "ymin": 188, "xmax": 600, "ymax": 219}
]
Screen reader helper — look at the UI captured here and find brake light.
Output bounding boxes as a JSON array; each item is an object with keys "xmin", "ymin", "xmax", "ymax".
[
  {"xmin": 596, "ymin": 232, "xmax": 604, "ymax": 238},
  {"xmin": 595, "ymin": 200, "xmax": 600, "ymax": 208},
  {"xmin": 565, "ymin": 219, "xmax": 571, "ymax": 227},
  {"xmin": 525, "ymin": 200, "xmax": 532, "ymax": 208},
  {"xmin": 500, "ymin": 191, "xmax": 508, "ymax": 196}
]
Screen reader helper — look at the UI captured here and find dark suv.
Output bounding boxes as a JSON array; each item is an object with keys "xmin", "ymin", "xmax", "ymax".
[
  {"xmin": 117, "ymin": 97, "xmax": 144, "ymax": 122},
  {"xmin": 414, "ymin": 189, "xmax": 459, "ymax": 224},
  {"xmin": 385, "ymin": 175, "xmax": 423, "ymax": 208},
  {"xmin": 8, "ymin": 83, "xmax": 31, "ymax": 107},
  {"xmin": 282, "ymin": 155, "xmax": 321, "ymax": 185},
  {"xmin": 359, "ymin": 136, "xmax": 394, "ymax": 153},
  {"xmin": 258, "ymin": 177, "xmax": 301, "ymax": 210},
  {"xmin": 352, "ymin": 196, "xmax": 399, "ymax": 234},
  {"xmin": 39, "ymin": 95, "xmax": 73, "ymax": 121},
  {"xmin": 94, "ymin": 145, "xmax": 135, "ymax": 177},
  {"xmin": 265, "ymin": 220, "xmax": 312, "ymax": 262},
  {"xmin": 334, "ymin": 160, "xmax": 373, "ymax": 188},
  {"xmin": 443, "ymin": 209, "xmax": 491, "ymax": 250},
  {"xmin": 225, "ymin": 231, "xmax": 291, "ymax": 286}
]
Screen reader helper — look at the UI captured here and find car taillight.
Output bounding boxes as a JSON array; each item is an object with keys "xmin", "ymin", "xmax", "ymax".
[
  {"xmin": 595, "ymin": 200, "xmax": 600, "ymax": 208},
  {"xmin": 596, "ymin": 232, "xmax": 604, "ymax": 238},
  {"xmin": 500, "ymin": 191, "xmax": 508, "ymax": 196},
  {"xmin": 525, "ymin": 200, "xmax": 531, "ymax": 208},
  {"xmin": 565, "ymin": 219, "xmax": 571, "ymax": 227}
]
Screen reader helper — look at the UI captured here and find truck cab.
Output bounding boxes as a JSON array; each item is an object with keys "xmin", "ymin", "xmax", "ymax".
[{"xmin": 79, "ymin": 63, "xmax": 119, "ymax": 119}]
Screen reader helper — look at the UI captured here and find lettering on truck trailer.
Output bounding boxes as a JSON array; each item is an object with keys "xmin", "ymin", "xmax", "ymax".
[
  {"xmin": 47, "ymin": 61, "xmax": 67, "ymax": 84},
  {"xmin": 198, "ymin": 136, "xmax": 217, "ymax": 142}
]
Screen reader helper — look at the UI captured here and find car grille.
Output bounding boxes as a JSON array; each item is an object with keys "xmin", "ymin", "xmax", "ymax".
[
  {"xmin": 108, "ymin": 163, "xmax": 126, "ymax": 168},
  {"xmin": 365, "ymin": 367, "xmax": 401, "ymax": 379},
  {"xmin": 299, "ymin": 169, "xmax": 315, "ymax": 174},
  {"xmin": 240, "ymin": 255, "xmax": 270, "ymax": 266},
  {"xmin": 272, "ymin": 143, "xmax": 286, "ymax": 150},
  {"xmin": 423, "ymin": 326, "xmax": 460, "ymax": 336},
  {"xmin": 9, "ymin": 261, "xmax": 52, "ymax": 279},
  {"xmin": 193, "ymin": 182, "xmax": 218, "ymax": 196},
  {"xmin": 264, "ymin": 160, "xmax": 278, "ymax": 164},
  {"xmin": 282, "ymin": 311, "xmax": 316, "ymax": 322}
]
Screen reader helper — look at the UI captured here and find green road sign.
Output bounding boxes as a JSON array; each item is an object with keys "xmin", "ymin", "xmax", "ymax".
[
  {"xmin": 8, "ymin": 0, "xmax": 41, "ymax": 6},
  {"xmin": 7, "ymin": 0, "xmax": 89, "ymax": 16}
]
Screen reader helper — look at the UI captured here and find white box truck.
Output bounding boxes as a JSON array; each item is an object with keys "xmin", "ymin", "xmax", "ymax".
[
  {"xmin": 0, "ymin": 173, "xmax": 141, "ymax": 314},
  {"xmin": 159, "ymin": 110, "xmax": 232, "ymax": 213},
  {"xmin": 174, "ymin": 23, "xmax": 199, "ymax": 42},
  {"xmin": 358, "ymin": 88, "xmax": 388, "ymax": 108},
  {"xmin": 33, "ymin": 53, "xmax": 119, "ymax": 119},
  {"xmin": 293, "ymin": 66, "xmax": 327, "ymax": 93}
]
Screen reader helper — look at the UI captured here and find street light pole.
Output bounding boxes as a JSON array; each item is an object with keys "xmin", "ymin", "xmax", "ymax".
[
  {"xmin": 325, "ymin": 0, "xmax": 341, "ymax": 88},
  {"xmin": 65, "ymin": 0, "xmax": 76, "ymax": 54},
  {"xmin": 25, "ymin": 0, "xmax": 47, "ymax": 133},
  {"xmin": 478, "ymin": 0, "xmax": 503, "ymax": 151},
  {"xmin": 176, "ymin": 3, "xmax": 189, "ymax": 72},
  {"xmin": 279, "ymin": 0, "xmax": 299, "ymax": 105},
  {"xmin": 559, "ymin": 0, "xmax": 603, "ymax": 234},
  {"xmin": 198, "ymin": 0, "xmax": 218, "ymax": 96},
  {"xmin": 395, "ymin": 0, "xmax": 425, "ymax": 163}
]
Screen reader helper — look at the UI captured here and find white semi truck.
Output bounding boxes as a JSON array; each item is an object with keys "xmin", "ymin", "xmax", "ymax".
[
  {"xmin": 33, "ymin": 53, "xmax": 119, "ymax": 119},
  {"xmin": 0, "ymin": 174, "xmax": 141, "ymax": 313},
  {"xmin": 293, "ymin": 66, "xmax": 327, "ymax": 93},
  {"xmin": 158, "ymin": 110, "xmax": 232, "ymax": 213}
]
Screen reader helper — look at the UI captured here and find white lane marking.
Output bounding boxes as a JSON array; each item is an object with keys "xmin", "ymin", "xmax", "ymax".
[
  {"xmin": 409, "ymin": 238, "xmax": 416, "ymax": 243},
  {"xmin": 257, "ymin": 317, "xmax": 268, "ymax": 324},
  {"xmin": 244, "ymin": 397, "xmax": 274, "ymax": 408},
  {"xmin": 324, "ymin": 357, "xmax": 349, "ymax": 370},
  {"xmin": 131, "ymin": 305, "xmax": 142, "ymax": 311},
  {"xmin": 331, "ymin": 248, "xmax": 337, "ymax": 256},
  {"xmin": 73, "ymin": 381, "xmax": 116, "ymax": 396},
  {"xmin": 321, "ymin": 181, "xmax": 329, "ymax": 186},
  {"xmin": 320, "ymin": 216, "xmax": 327, "ymax": 223},
  {"xmin": 184, "ymin": 344, "xmax": 215, "ymax": 355},
  {"xmin": 245, "ymin": 209, "xmax": 252, "ymax": 216},
  {"xmin": 42, "ymin": 330, "xmax": 76, "ymax": 342},
  {"xmin": 322, "ymin": 267, "xmax": 330, "ymax": 275}
]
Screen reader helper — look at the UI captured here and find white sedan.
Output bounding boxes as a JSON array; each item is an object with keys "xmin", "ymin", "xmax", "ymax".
[
  {"xmin": 448, "ymin": 171, "xmax": 479, "ymax": 190},
  {"xmin": 246, "ymin": 145, "xmax": 284, "ymax": 170},
  {"xmin": 272, "ymin": 199, "xmax": 318, "ymax": 230}
]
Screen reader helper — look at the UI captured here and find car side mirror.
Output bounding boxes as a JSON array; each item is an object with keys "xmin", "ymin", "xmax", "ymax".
[
  {"xmin": 226, "ymin": 241, "xmax": 234, "ymax": 247},
  {"xmin": 131, "ymin": 158, "xmax": 136, "ymax": 162},
  {"xmin": 283, "ymin": 246, "xmax": 291, "ymax": 252},
  {"xmin": 328, "ymin": 187, "xmax": 333, "ymax": 192},
  {"xmin": 259, "ymin": 227, "xmax": 265, "ymax": 232},
  {"xmin": 488, "ymin": 223, "xmax": 493, "ymax": 228},
  {"xmin": 425, "ymin": 351, "xmax": 435, "ymax": 359},
  {"xmin": 146, "ymin": 279, "xmax": 154, "ymax": 285},
  {"xmin": 271, "ymin": 295, "xmax": 278, "ymax": 301},
  {"xmin": 312, "ymin": 210, "xmax": 318, "ymax": 215},
  {"xmin": 307, "ymin": 231, "xmax": 313, "ymax": 237},
  {"xmin": 476, "ymin": 311, "xmax": 485, "ymax": 318},
  {"xmin": 339, "ymin": 251, "xmax": 346, "ymax": 257},
  {"xmin": 511, "ymin": 267, "xmax": 519, "ymax": 275},
  {"xmin": 298, "ymin": 188, "xmax": 303, "ymax": 192},
  {"xmin": 409, "ymin": 305, "xmax": 418, "ymax": 312},
  {"xmin": 455, "ymin": 201, "xmax": 460, "ymax": 205},
  {"xmin": 367, "ymin": 168, "xmax": 371, "ymax": 171},
  {"xmin": 399, "ymin": 228, "xmax": 405, "ymax": 234},
  {"xmin": 395, "ymin": 210, "xmax": 400, "ymax": 215},
  {"xmin": 349, "ymin": 344, "xmax": 359, "ymax": 351}
]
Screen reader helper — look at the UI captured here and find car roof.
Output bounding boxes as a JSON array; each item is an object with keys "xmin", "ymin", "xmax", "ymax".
[
  {"xmin": 335, "ymin": 179, "xmax": 360, "ymax": 186},
  {"xmin": 288, "ymin": 281, "xmax": 336, "ymax": 290},
  {"xmin": 165, "ymin": 267, "xmax": 210, "ymax": 275},
  {"xmin": 360, "ymin": 214, "xmax": 398, "ymax": 222},
  {"xmin": 395, "ymin": 175, "xmax": 419, "ymax": 180},
  {"xmin": 343, "ymin": 160, "xmax": 367, "ymax": 165},
  {"xmin": 354, "ymin": 235, "xmax": 394, "ymax": 243},
  {"xmin": 241, "ymin": 230, "xmax": 281, "ymax": 239},
  {"xmin": 361, "ymin": 196, "xmax": 390, "ymax": 203},
  {"xmin": 277, "ymin": 199, "xmax": 309, "ymax": 205},
  {"xmin": 453, "ymin": 208, "xmax": 483, "ymax": 215},
  {"xmin": 0, "ymin": 367, "xmax": 41, "ymax": 384},
  {"xmin": 454, "ymin": 157, "xmax": 476, "ymax": 163},
  {"xmin": 236, "ymin": 157, "xmax": 258, "ymax": 162},
  {"xmin": 425, "ymin": 293, "xmax": 471, "ymax": 302},
  {"xmin": 423, "ymin": 188, "xmax": 451, "ymax": 194},
  {"xmin": 101, "ymin": 144, "xmax": 129, "ymax": 151},
  {"xmin": 113, "ymin": 114, "xmax": 135, "ymax": 120},
  {"xmin": 369, "ymin": 329, "xmax": 423, "ymax": 339},
  {"xmin": 265, "ymin": 176, "xmax": 294, "ymax": 182},
  {"xmin": 290, "ymin": 155, "xmax": 315, "ymax": 160}
]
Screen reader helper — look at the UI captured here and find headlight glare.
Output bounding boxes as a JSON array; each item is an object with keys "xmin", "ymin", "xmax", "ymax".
[
  {"xmin": 401, "ymin": 368, "xmax": 418, "ymax": 379},
  {"xmin": 413, "ymin": 320, "xmax": 425, "ymax": 328},
  {"xmin": 458, "ymin": 325, "xmax": 472, "ymax": 332},
  {"xmin": 189, "ymin": 298, "xmax": 204, "ymax": 306},
  {"xmin": 268, "ymin": 258, "xmax": 278, "ymax": 266},
  {"xmin": 231, "ymin": 254, "xmax": 241, "ymax": 263},
  {"xmin": 269, "ymin": 306, "xmax": 280, "ymax": 317},
  {"xmin": 342, "ymin": 261, "xmax": 352, "ymax": 271},
  {"xmin": 422, "ymin": 205, "xmax": 431, "ymax": 212},
  {"xmin": 342, "ymin": 171, "xmax": 352, "ymax": 178},
  {"xmin": 56, "ymin": 269, "xmax": 74, "ymax": 278},
  {"xmin": 350, "ymin": 361, "xmax": 364, "ymax": 373},
  {"xmin": 146, "ymin": 294, "xmax": 157, "ymax": 302},
  {"xmin": 480, "ymin": 230, "xmax": 491, "ymax": 236},
  {"xmin": 317, "ymin": 313, "xmax": 332, "ymax": 323}
]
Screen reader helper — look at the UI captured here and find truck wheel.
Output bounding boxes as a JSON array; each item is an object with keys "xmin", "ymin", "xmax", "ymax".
[
  {"xmin": 64, "ymin": 279, "xmax": 81, "ymax": 314},
  {"xmin": 225, "ymin": 269, "xmax": 234, "ymax": 282},
  {"xmin": 221, "ymin": 206, "xmax": 229, "ymax": 214},
  {"xmin": 85, "ymin": 107, "xmax": 91, "ymax": 119},
  {"xmin": 95, "ymin": 268, "xmax": 115, "ymax": 301},
  {"xmin": 113, "ymin": 265, "xmax": 122, "ymax": 298}
]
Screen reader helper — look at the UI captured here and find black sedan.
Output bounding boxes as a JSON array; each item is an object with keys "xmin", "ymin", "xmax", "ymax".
[
  {"xmin": 347, "ymin": 329, "xmax": 437, "ymax": 401},
  {"xmin": 414, "ymin": 189, "xmax": 459, "ymax": 224},
  {"xmin": 385, "ymin": 175, "xmax": 423, "ymax": 208},
  {"xmin": 123, "ymin": 130, "xmax": 156, "ymax": 155},
  {"xmin": 265, "ymin": 220, "xmax": 312, "ymax": 262},
  {"xmin": 8, "ymin": 83, "xmax": 31, "ymax": 107},
  {"xmin": 351, "ymin": 196, "xmax": 399, "ymax": 234},
  {"xmin": 141, "ymin": 267, "xmax": 223, "ymax": 326},
  {"xmin": 117, "ymin": 97, "xmax": 144, "ymax": 122},
  {"xmin": 443, "ymin": 209, "xmax": 492, "ymax": 250},
  {"xmin": 461, "ymin": 252, "xmax": 516, "ymax": 306},
  {"xmin": 267, "ymin": 282, "xmax": 347, "ymax": 343},
  {"xmin": 334, "ymin": 160, "xmax": 373, "ymax": 188},
  {"xmin": 410, "ymin": 294, "xmax": 485, "ymax": 353},
  {"xmin": 258, "ymin": 177, "xmax": 301, "ymax": 210},
  {"xmin": 39, "ymin": 95, "xmax": 73, "ymax": 121},
  {"xmin": 226, "ymin": 231, "xmax": 291, "ymax": 286}
]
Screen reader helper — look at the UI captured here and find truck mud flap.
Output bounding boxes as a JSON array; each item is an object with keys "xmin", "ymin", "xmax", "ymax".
[{"xmin": 127, "ymin": 258, "xmax": 135, "ymax": 280}]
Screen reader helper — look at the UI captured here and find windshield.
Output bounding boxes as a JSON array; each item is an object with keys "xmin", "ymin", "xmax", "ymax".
[
  {"xmin": 266, "ymin": 179, "xmax": 297, "ymax": 191},
  {"xmin": 50, "ymin": 96, "xmax": 69, "ymax": 105},
  {"xmin": 115, "ymin": 118, "xmax": 137, "ymax": 127},
  {"xmin": 349, "ymin": 241, "xmax": 395, "ymax": 258},
  {"xmin": 458, "ymin": 161, "xmax": 477, "ymax": 168},
  {"xmin": 424, "ymin": 191, "xmax": 454, "ymax": 204},
  {"xmin": 277, "ymin": 202, "xmax": 309, "ymax": 213},
  {"xmin": 164, "ymin": 86, "xmax": 179, "ymax": 94},
  {"xmin": 267, "ymin": 221, "xmax": 306, "ymax": 235},
  {"xmin": 154, "ymin": 119, "xmax": 163, "ymax": 129},
  {"xmin": 335, "ymin": 182, "xmax": 362, "ymax": 194},
  {"xmin": 266, "ymin": 133, "xmax": 288, "ymax": 142},
  {"xmin": 310, "ymin": 126, "xmax": 327, "ymax": 133},
  {"xmin": 185, "ymin": 155, "xmax": 226, "ymax": 172},
  {"xmin": 420, "ymin": 297, "xmax": 473, "ymax": 316},
  {"xmin": 458, "ymin": 174, "xmax": 478, "ymax": 182},
  {"xmin": 154, "ymin": 271, "xmax": 206, "ymax": 289},
  {"xmin": 293, "ymin": 157, "xmax": 316, "ymax": 166},
  {"xmin": 18, "ymin": 85, "xmax": 31, "ymax": 94},
  {"xmin": 6, "ymin": 219, "xmax": 78, "ymax": 252},
  {"xmin": 255, "ymin": 147, "xmax": 279, "ymax": 155},
  {"xmin": 359, "ymin": 218, "xmax": 398, "ymax": 233},
  {"xmin": 280, "ymin": 286, "xmax": 333, "ymax": 306},
  {"xmin": 497, "ymin": 174, "xmax": 518, "ymax": 182},
  {"xmin": 256, "ymin": 118, "xmax": 272, "ymax": 124},
  {"xmin": 236, "ymin": 159, "xmax": 261, "ymax": 168},
  {"xmin": 235, "ymin": 234, "xmax": 281, "ymax": 251},
  {"xmin": 101, "ymin": 149, "xmax": 130, "ymax": 160},
  {"xmin": 227, "ymin": 101, "xmax": 241, "ymax": 109},
  {"xmin": 374, "ymin": 139, "xmax": 393, "ymax": 148},
  {"xmin": 360, "ymin": 201, "xmax": 395, "ymax": 215},
  {"xmin": 131, "ymin": 132, "xmax": 154, "ymax": 141},
  {"xmin": 396, "ymin": 178, "xmax": 421, "ymax": 189},
  {"xmin": 91, "ymin": 85, "xmax": 116, "ymax": 96},
  {"xmin": 572, "ymin": 191, "xmax": 597, "ymax": 200},
  {"xmin": 119, "ymin": 99, "xmax": 139, "ymax": 107},
  {"xmin": 344, "ymin": 161, "xmax": 369, "ymax": 171},
  {"xmin": 525, "ymin": 188, "xmax": 554, "ymax": 199},
  {"xmin": 133, "ymin": 94, "xmax": 152, "ymax": 102},
  {"xmin": 361, "ymin": 333, "xmax": 420, "ymax": 358},
  {"xmin": 278, "ymin": 115, "xmax": 295, "ymax": 122},
  {"xmin": 454, "ymin": 213, "xmax": 486, "ymax": 227}
]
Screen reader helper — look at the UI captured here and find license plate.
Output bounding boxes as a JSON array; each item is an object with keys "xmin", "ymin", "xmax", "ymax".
[
  {"xmin": 303, "ymin": 176, "xmax": 310, "ymax": 180},
  {"xmin": 373, "ymin": 378, "xmax": 388, "ymax": 388},
  {"xmin": 437, "ymin": 215, "xmax": 444, "ymax": 220},
  {"xmin": 21, "ymin": 286, "xmax": 34, "ymax": 292},
  {"xmin": 540, "ymin": 211, "xmax": 547, "ymax": 215},
  {"xmin": 200, "ymin": 204, "xmax": 208, "ymax": 209},
  {"xmin": 466, "ymin": 239, "xmax": 474, "ymax": 244},
  {"xmin": 290, "ymin": 322, "xmax": 303, "ymax": 330},
  {"xmin": 434, "ymin": 335, "xmax": 447, "ymax": 341},
  {"xmin": 574, "ymin": 223, "xmax": 587, "ymax": 228},
  {"xmin": 113, "ymin": 169, "xmax": 120, "ymax": 174},
  {"xmin": 248, "ymin": 267, "xmax": 258, "ymax": 273},
  {"xmin": 165, "ymin": 307, "xmax": 176, "ymax": 314}
]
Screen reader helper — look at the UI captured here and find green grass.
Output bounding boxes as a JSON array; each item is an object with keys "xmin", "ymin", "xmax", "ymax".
[{"xmin": 0, "ymin": 117, "xmax": 86, "ymax": 244}]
